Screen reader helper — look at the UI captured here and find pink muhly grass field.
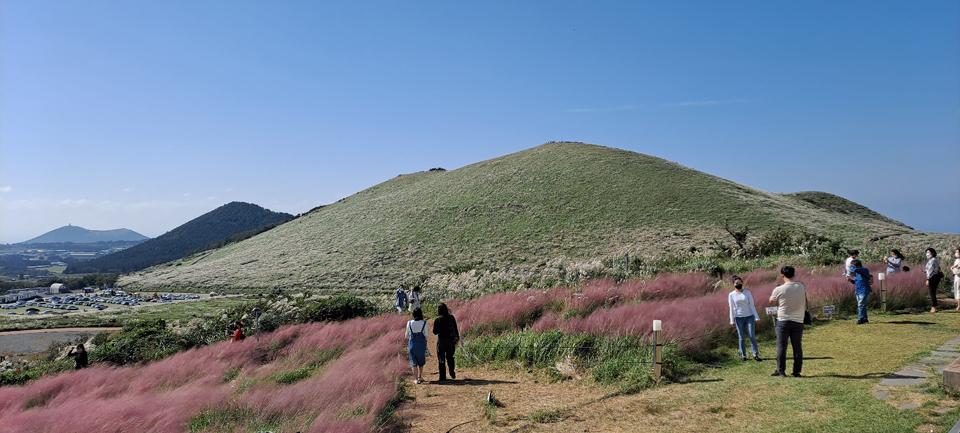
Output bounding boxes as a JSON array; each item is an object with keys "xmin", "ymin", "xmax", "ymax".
[{"xmin": 0, "ymin": 315, "xmax": 410, "ymax": 433}]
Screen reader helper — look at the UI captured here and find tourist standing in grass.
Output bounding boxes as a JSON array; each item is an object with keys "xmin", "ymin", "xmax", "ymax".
[
  {"xmin": 883, "ymin": 249, "xmax": 905, "ymax": 274},
  {"xmin": 769, "ymin": 266, "xmax": 806, "ymax": 378},
  {"xmin": 433, "ymin": 303, "xmax": 460, "ymax": 381},
  {"xmin": 67, "ymin": 343, "xmax": 88, "ymax": 369},
  {"xmin": 395, "ymin": 284, "xmax": 408, "ymax": 314},
  {"xmin": 406, "ymin": 308, "xmax": 429, "ymax": 384},
  {"xmin": 925, "ymin": 248, "xmax": 943, "ymax": 313},
  {"xmin": 848, "ymin": 259, "xmax": 873, "ymax": 324},
  {"xmin": 728, "ymin": 276, "xmax": 761, "ymax": 361},
  {"xmin": 408, "ymin": 286, "xmax": 423, "ymax": 312},
  {"xmin": 951, "ymin": 248, "xmax": 960, "ymax": 310}
]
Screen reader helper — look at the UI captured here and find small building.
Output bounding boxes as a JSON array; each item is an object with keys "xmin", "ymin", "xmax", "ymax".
[{"xmin": 50, "ymin": 283, "xmax": 68, "ymax": 294}]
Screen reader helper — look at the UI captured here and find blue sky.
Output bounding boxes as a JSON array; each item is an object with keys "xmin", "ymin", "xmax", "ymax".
[{"xmin": 1, "ymin": 1, "xmax": 958, "ymax": 244}]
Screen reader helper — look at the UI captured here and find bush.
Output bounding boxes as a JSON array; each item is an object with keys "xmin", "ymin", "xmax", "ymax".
[
  {"xmin": 299, "ymin": 293, "xmax": 377, "ymax": 323},
  {"xmin": 91, "ymin": 319, "xmax": 193, "ymax": 366}
]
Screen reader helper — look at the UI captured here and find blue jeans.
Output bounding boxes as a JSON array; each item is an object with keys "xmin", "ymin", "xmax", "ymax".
[
  {"xmin": 856, "ymin": 292, "xmax": 870, "ymax": 321},
  {"xmin": 734, "ymin": 315, "xmax": 759, "ymax": 357}
]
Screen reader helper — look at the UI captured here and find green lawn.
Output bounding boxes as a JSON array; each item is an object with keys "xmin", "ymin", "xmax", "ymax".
[{"xmin": 659, "ymin": 311, "xmax": 960, "ymax": 432}]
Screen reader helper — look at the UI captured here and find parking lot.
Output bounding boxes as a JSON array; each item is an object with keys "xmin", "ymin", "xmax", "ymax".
[{"xmin": 1, "ymin": 290, "xmax": 206, "ymax": 317}]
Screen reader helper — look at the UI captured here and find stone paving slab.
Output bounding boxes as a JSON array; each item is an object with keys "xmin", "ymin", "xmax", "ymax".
[
  {"xmin": 932, "ymin": 351, "xmax": 960, "ymax": 358},
  {"xmin": 898, "ymin": 403, "xmax": 919, "ymax": 410},
  {"xmin": 880, "ymin": 377, "xmax": 926, "ymax": 386},
  {"xmin": 893, "ymin": 370, "xmax": 929, "ymax": 378},
  {"xmin": 939, "ymin": 345, "xmax": 960, "ymax": 352},
  {"xmin": 918, "ymin": 357, "xmax": 951, "ymax": 364}
]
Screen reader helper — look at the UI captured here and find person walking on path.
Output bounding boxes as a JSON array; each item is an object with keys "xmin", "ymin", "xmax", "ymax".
[
  {"xmin": 406, "ymin": 308, "xmax": 429, "ymax": 384},
  {"xmin": 67, "ymin": 343, "xmax": 88, "ymax": 369},
  {"xmin": 408, "ymin": 286, "xmax": 423, "ymax": 312},
  {"xmin": 926, "ymin": 248, "xmax": 943, "ymax": 313},
  {"xmin": 728, "ymin": 276, "xmax": 761, "ymax": 361},
  {"xmin": 951, "ymin": 247, "xmax": 960, "ymax": 310},
  {"xmin": 395, "ymin": 284, "xmax": 408, "ymax": 314},
  {"xmin": 770, "ymin": 266, "xmax": 806, "ymax": 378},
  {"xmin": 848, "ymin": 259, "xmax": 873, "ymax": 324},
  {"xmin": 883, "ymin": 249, "xmax": 905, "ymax": 275},
  {"xmin": 432, "ymin": 303, "xmax": 460, "ymax": 381}
]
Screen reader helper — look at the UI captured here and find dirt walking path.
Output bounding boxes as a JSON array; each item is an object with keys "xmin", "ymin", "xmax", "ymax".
[{"xmin": 395, "ymin": 332, "xmax": 614, "ymax": 432}]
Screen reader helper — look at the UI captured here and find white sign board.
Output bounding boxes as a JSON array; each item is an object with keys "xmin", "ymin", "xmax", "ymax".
[
  {"xmin": 822, "ymin": 305, "xmax": 835, "ymax": 315},
  {"xmin": 765, "ymin": 307, "xmax": 778, "ymax": 315}
]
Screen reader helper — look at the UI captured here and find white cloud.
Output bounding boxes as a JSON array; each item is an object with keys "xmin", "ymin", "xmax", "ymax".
[
  {"xmin": 0, "ymin": 186, "xmax": 12, "ymax": 193},
  {"xmin": 122, "ymin": 187, "xmax": 135, "ymax": 193}
]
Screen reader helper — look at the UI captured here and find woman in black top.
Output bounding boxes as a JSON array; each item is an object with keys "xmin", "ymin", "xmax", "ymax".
[
  {"xmin": 67, "ymin": 343, "xmax": 88, "ymax": 369},
  {"xmin": 432, "ymin": 303, "xmax": 460, "ymax": 381}
]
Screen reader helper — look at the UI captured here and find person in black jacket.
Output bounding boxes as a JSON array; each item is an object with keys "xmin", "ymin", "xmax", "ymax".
[
  {"xmin": 432, "ymin": 303, "xmax": 460, "ymax": 381},
  {"xmin": 67, "ymin": 343, "xmax": 88, "ymax": 369}
]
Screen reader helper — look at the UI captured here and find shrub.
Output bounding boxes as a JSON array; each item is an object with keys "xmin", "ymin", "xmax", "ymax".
[
  {"xmin": 299, "ymin": 293, "xmax": 377, "ymax": 323},
  {"xmin": 91, "ymin": 319, "xmax": 192, "ymax": 365}
]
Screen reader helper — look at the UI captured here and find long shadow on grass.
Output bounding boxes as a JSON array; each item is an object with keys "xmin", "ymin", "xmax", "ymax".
[
  {"xmin": 430, "ymin": 378, "xmax": 518, "ymax": 386},
  {"xmin": 809, "ymin": 372, "xmax": 886, "ymax": 379},
  {"xmin": 887, "ymin": 321, "xmax": 937, "ymax": 325},
  {"xmin": 676, "ymin": 378, "xmax": 723, "ymax": 384}
]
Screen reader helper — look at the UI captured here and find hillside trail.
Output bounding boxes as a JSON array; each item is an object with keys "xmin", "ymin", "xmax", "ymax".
[{"xmin": 395, "ymin": 332, "xmax": 615, "ymax": 433}]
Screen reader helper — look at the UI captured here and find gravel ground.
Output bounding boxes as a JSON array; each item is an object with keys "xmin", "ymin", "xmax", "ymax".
[{"xmin": 0, "ymin": 328, "xmax": 120, "ymax": 356}]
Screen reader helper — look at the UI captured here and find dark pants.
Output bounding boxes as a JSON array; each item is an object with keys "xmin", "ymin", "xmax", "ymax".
[
  {"xmin": 775, "ymin": 320, "xmax": 804, "ymax": 375},
  {"xmin": 930, "ymin": 275, "xmax": 942, "ymax": 308},
  {"xmin": 437, "ymin": 339, "xmax": 456, "ymax": 380}
]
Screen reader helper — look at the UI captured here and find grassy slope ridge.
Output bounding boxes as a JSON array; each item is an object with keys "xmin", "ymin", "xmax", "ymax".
[{"xmin": 119, "ymin": 142, "xmax": 940, "ymax": 292}]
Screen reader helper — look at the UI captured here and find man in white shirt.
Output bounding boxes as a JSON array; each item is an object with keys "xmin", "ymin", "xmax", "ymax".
[
  {"xmin": 769, "ymin": 266, "xmax": 806, "ymax": 377},
  {"xmin": 844, "ymin": 250, "xmax": 859, "ymax": 280}
]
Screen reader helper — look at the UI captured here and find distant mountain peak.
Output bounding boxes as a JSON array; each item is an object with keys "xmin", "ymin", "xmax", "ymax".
[{"xmin": 20, "ymin": 226, "xmax": 149, "ymax": 244}]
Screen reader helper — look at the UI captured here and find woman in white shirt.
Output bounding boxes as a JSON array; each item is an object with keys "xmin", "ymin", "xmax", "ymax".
[
  {"xmin": 406, "ymin": 308, "xmax": 429, "ymax": 384},
  {"xmin": 408, "ymin": 286, "xmax": 423, "ymax": 312},
  {"xmin": 883, "ymin": 249, "xmax": 905, "ymax": 274},
  {"xmin": 728, "ymin": 275, "xmax": 761, "ymax": 361},
  {"xmin": 951, "ymin": 247, "xmax": 960, "ymax": 310}
]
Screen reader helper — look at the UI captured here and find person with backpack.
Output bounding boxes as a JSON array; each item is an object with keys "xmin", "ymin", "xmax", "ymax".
[
  {"xmin": 395, "ymin": 284, "xmax": 408, "ymax": 314},
  {"xmin": 433, "ymin": 303, "xmax": 460, "ymax": 381},
  {"xmin": 405, "ymin": 308, "xmax": 429, "ymax": 384}
]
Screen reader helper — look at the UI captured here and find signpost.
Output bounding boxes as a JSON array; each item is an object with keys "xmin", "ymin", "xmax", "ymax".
[
  {"xmin": 822, "ymin": 305, "xmax": 835, "ymax": 319},
  {"xmin": 652, "ymin": 320, "xmax": 662, "ymax": 384},
  {"xmin": 251, "ymin": 307, "xmax": 263, "ymax": 341},
  {"xmin": 766, "ymin": 306, "xmax": 778, "ymax": 327},
  {"xmin": 877, "ymin": 272, "xmax": 886, "ymax": 312}
]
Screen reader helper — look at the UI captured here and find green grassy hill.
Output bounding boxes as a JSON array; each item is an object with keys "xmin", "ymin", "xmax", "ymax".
[{"xmin": 118, "ymin": 142, "xmax": 953, "ymax": 293}]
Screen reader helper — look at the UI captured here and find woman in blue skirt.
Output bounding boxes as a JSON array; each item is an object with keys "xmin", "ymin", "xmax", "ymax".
[{"xmin": 406, "ymin": 308, "xmax": 429, "ymax": 384}]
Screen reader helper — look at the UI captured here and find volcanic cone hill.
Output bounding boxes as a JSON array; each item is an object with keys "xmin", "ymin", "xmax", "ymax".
[
  {"xmin": 70, "ymin": 202, "xmax": 292, "ymax": 274},
  {"xmin": 118, "ymin": 142, "xmax": 950, "ymax": 293}
]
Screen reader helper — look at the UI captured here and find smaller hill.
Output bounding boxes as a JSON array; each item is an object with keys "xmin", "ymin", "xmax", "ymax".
[
  {"xmin": 66, "ymin": 202, "xmax": 292, "ymax": 274},
  {"xmin": 784, "ymin": 191, "xmax": 912, "ymax": 229},
  {"xmin": 19, "ymin": 225, "xmax": 148, "ymax": 244}
]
